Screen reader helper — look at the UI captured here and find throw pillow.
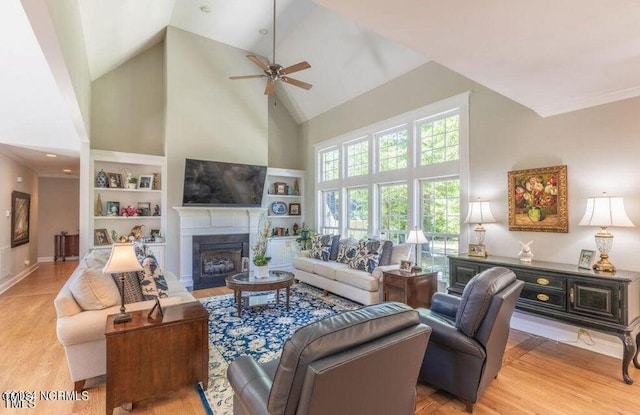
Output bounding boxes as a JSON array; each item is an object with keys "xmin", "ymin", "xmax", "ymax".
[
  {"xmin": 309, "ymin": 234, "xmax": 333, "ymax": 261},
  {"xmin": 348, "ymin": 239, "xmax": 383, "ymax": 273},
  {"xmin": 111, "ymin": 271, "xmax": 144, "ymax": 304},
  {"xmin": 134, "ymin": 242, "xmax": 155, "ymax": 263},
  {"xmin": 138, "ymin": 256, "xmax": 169, "ymax": 300},
  {"xmin": 329, "ymin": 234, "xmax": 341, "ymax": 261},
  {"xmin": 336, "ymin": 238, "xmax": 358, "ymax": 263},
  {"xmin": 377, "ymin": 240, "xmax": 394, "ymax": 266},
  {"xmin": 69, "ymin": 267, "xmax": 120, "ymax": 310},
  {"xmin": 83, "ymin": 249, "xmax": 110, "ymax": 269},
  {"xmin": 390, "ymin": 243, "xmax": 412, "ymax": 265}
]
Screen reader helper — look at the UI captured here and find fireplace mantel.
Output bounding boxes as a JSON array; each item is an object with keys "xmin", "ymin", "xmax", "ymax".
[{"xmin": 174, "ymin": 206, "xmax": 266, "ymax": 288}]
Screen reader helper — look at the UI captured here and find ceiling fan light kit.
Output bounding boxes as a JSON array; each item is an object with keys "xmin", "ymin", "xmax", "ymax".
[{"xmin": 229, "ymin": 0, "xmax": 312, "ymax": 95}]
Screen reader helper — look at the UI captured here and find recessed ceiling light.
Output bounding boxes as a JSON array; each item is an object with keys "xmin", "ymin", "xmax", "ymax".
[
  {"xmin": 259, "ymin": 28, "xmax": 269, "ymax": 35},
  {"xmin": 46, "ymin": 153, "xmax": 57, "ymax": 158},
  {"xmin": 200, "ymin": 5, "xmax": 211, "ymax": 13},
  {"xmin": 63, "ymin": 169, "xmax": 72, "ymax": 174}
]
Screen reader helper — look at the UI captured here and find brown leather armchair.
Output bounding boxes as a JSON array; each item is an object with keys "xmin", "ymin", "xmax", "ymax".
[
  {"xmin": 227, "ymin": 302, "xmax": 432, "ymax": 415},
  {"xmin": 416, "ymin": 267, "xmax": 524, "ymax": 413}
]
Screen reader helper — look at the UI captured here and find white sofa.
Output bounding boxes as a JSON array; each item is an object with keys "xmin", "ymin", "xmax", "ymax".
[
  {"xmin": 54, "ymin": 249, "xmax": 195, "ymax": 391},
  {"xmin": 292, "ymin": 243, "xmax": 412, "ymax": 305}
]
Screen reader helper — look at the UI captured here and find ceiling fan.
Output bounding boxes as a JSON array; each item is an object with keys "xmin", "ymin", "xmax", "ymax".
[{"xmin": 229, "ymin": 0, "xmax": 312, "ymax": 95}]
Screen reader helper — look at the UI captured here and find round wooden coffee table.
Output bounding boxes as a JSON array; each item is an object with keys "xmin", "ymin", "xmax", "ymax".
[{"xmin": 225, "ymin": 270, "xmax": 295, "ymax": 317}]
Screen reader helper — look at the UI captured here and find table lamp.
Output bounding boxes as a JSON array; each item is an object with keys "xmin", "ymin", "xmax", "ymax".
[
  {"xmin": 103, "ymin": 243, "xmax": 143, "ymax": 323},
  {"xmin": 464, "ymin": 200, "xmax": 496, "ymax": 245},
  {"xmin": 579, "ymin": 193, "xmax": 634, "ymax": 273},
  {"xmin": 406, "ymin": 227, "xmax": 427, "ymax": 272}
]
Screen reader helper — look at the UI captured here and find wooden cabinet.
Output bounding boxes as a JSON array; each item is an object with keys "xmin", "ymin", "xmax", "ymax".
[
  {"xmin": 54, "ymin": 233, "xmax": 79, "ymax": 261},
  {"xmin": 105, "ymin": 302, "xmax": 209, "ymax": 414},
  {"xmin": 90, "ymin": 150, "xmax": 167, "ymax": 250},
  {"xmin": 382, "ymin": 269, "xmax": 438, "ymax": 309},
  {"xmin": 263, "ymin": 168, "xmax": 305, "ymax": 269},
  {"xmin": 449, "ymin": 254, "xmax": 640, "ymax": 384}
]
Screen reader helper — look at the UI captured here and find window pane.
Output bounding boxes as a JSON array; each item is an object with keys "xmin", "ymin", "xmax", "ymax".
[
  {"xmin": 420, "ymin": 113, "xmax": 459, "ymax": 166},
  {"xmin": 378, "ymin": 127, "xmax": 408, "ymax": 171},
  {"xmin": 321, "ymin": 190, "xmax": 340, "ymax": 234},
  {"xmin": 320, "ymin": 149, "xmax": 339, "ymax": 182},
  {"xmin": 346, "ymin": 140, "xmax": 369, "ymax": 177},
  {"xmin": 379, "ymin": 183, "xmax": 408, "ymax": 244},
  {"xmin": 347, "ymin": 187, "xmax": 368, "ymax": 237},
  {"xmin": 422, "ymin": 179, "xmax": 460, "ymax": 281}
]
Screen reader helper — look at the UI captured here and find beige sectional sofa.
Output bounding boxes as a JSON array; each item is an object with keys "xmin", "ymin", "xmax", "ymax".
[
  {"xmin": 292, "ymin": 242, "xmax": 412, "ymax": 305},
  {"xmin": 54, "ymin": 249, "xmax": 195, "ymax": 391}
]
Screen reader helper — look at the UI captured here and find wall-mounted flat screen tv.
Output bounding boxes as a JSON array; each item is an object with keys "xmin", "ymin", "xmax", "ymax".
[{"xmin": 182, "ymin": 158, "xmax": 267, "ymax": 207}]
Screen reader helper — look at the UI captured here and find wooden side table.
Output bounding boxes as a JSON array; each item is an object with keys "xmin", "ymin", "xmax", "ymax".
[
  {"xmin": 382, "ymin": 269, "xmax": 438, "ymax": 309},
  {"xmin": 105, "ymin": 301, "xmax": 209, "ymax": 414}
]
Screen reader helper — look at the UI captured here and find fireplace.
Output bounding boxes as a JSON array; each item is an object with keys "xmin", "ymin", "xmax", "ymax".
[{"xmin": 193, "ymin": 234, "xmax": 249, "ymax": 289}]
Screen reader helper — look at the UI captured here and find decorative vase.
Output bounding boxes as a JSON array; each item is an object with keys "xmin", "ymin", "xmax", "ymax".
[
  {"xmin": 126, "ymin": 183, "xmax": 137, "ymax": 189},
  {"xmin": 527, "ymin": 206, "xmax": 544, "ymax": 222},
  {"xmin": 254, "ymin": 265, "xmax": 270, "ymax": 279},
  {"xmin": 96, "ymin": 170, "xmax": 108, "ymax": 188}
]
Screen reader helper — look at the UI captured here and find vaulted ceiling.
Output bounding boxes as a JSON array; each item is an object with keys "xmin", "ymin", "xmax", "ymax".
[{"xmin": 3, "ymin": 0, "xmax": 640, "ymax": 175}]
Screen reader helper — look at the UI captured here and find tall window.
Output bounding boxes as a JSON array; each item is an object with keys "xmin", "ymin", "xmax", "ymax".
[
  {"xmin": 347, "ymin": 187, "xmax": 369, "ymax": 239},
  {"xmin": 377, "ymin": 126, "xmax": 408, "ymax": 172},
  {"xmin": 319, "ymin": 148, "xmax": 339, "ymax": 182},
  {"xmin": 421, "ymin": 179, "xmax": 460, "ymax": 277},
  {"xmin": 321, "ymin": 190, "xmax": 340, "ymax": 235},
  {"xmin": 379, "ymin": 183, "xmax": 408, "ymax": 243},
  {"xmin": 419, "ymin": 111, "xmax": 460, "ymax": 165},
  {"xmin": 315, "ymin": 93, "xmax": 469, "ymax": 281},
  {"xmin": 346, "ymin": 139, "xmax": 369, "ymax": 177}
]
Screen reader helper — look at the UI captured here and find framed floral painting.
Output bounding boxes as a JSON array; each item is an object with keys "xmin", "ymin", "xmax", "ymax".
[{"xmin": 508, "ymin": 165, "xmax": 568, "ymax": 233}]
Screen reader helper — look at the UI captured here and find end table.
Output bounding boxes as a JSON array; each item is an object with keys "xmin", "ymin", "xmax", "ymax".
[{"xmin": 382, "ymin": 269, "xmax": 438, "ymax": 309}]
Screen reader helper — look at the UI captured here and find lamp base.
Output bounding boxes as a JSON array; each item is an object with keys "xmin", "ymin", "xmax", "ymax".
[
  {"xmin": 593, "ymin": 254, "xmax": 616, "ymax": 274},
  {"xmin": 113, "ymin": 311, "xmax": 132, "ymax": 324}
]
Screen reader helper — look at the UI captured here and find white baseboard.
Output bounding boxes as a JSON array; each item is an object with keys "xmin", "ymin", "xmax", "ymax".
[
  {"xmin": 38, "ymin": 256, "xmax": 79, "ymax": 263},
  {"xmin": 511, "ymin": 311, "xmax": 623, "ymax": 359},
  {"xmin": 0, "ymin": 263, "xmax": 39, "ymax": 295}
]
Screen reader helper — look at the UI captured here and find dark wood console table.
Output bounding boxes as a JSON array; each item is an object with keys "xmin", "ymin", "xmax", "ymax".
[
  {"xmin": 54, "ymin": 233, "xmax": 79, "ymax": 261},
  {"xmin": 449, "ymin": 254, "xmax": 640, "ymax": 384}
]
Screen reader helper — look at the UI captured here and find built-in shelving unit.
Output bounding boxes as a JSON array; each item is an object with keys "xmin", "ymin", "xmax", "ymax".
[
  {"xmin": 263, "ymin": 168, "xmax": 305, "ymax": 269},
  {"xmin": 89, "ymin": 150, "xmax": 167, "ymax": 267}
]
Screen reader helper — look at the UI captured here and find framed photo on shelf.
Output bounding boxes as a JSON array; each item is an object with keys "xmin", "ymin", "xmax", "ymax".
[
  {"xmin": 138, "ymin": 175, "xmax": 153, "ymax": 190},
  {"xmin": 400, "ymin": 260, "xmax": 412, "ymax": 271},
  {"xmin": 289, "ymin": 203, "xmax": 301, "ymax": 215},
  {"xmin": 107, "ymin": 173, "xmax": 122, "ymax": 188},
  {"xmin": 137, "ymin": 202, "xmax": 151, "ymax": 216},
  {"xmin": 94, "ymin": 228, "xmax": 111, "ymax": 246},
  {"xmin": 11, "ymin": 191, "xmax": 30, "ymax": 248},
  {"xmin": 274, "ymin": 182, "xmax": 288, "ymax": 195},
  {"xmin": 468, "ymin": 243, "xmax": 487, "ymax": 257},
  {"xmin": 578, "ymin": 249, "xmax": 595, "ymax": 270},
  {"xmin": 150, "ymin": 229, "xmax": 161, "ymax": 239},
  {"xmin": 106, "ymin": 201, "xmax": 120, "ymax": 216}
]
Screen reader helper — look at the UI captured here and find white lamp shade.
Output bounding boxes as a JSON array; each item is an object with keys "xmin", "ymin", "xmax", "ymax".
[
  {"xmin": 464, "ymin": 201, "xmax": 496, "ymax": 224},
  {"xmin": 579, "ymin": 196, "xmax": 634, "ymax": 228},
  {"xmin": 103, "ymin": 243, "xmax": 143, "ymax": 274},
  {"xmin": 406, "ymin": 229, "xmax": 428, "ymax": 244}
]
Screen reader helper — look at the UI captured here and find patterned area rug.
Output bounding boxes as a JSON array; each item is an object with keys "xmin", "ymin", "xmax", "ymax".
[{"xmin": 198, "ymin": 282, "xmax": 360, "ymax": 415}]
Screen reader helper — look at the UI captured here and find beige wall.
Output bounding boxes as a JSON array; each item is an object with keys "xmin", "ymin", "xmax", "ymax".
[
  {"xmin": 37, "ymin": 177, "xmax": 79, "ymax": 259},
  {"xmin": 91, "ymin": 42, "xmax": 165, "ymax": 155},
  {"xmin": 301, "ymin": 61, "xmax": 640, "ymax": 271},
  {"xmin": 164, "ymin": 27, "xmax": 269, "ymax": 271},
  {"xmin": 0, "ymin": 151, "xmax": 38, "ymax": 287},
  {"xmin": 268, "ymin": 94, "xmax": 302, "ymax": 169}
]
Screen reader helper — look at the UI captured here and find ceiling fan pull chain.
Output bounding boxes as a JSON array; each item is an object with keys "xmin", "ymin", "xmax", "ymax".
[{"xmin": 272, "ymin": 0, "xmax": 276, "ymax": 64}]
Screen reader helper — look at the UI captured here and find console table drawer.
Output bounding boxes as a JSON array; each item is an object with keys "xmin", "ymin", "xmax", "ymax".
[
  {"xmin": 517, "ymin": 271, "xmax": 565, "ymax": 290},
  {"xmin": 520, "ymin": 286, "xmax": 565, "ymax": 310}
]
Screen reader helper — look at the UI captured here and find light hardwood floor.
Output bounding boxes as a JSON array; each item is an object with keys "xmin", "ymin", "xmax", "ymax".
[{"xmin": 1, "ymin": 261, "xmax": 639, "ymax": 414}]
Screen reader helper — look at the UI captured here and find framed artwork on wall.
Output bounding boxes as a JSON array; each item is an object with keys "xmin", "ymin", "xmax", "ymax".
[
  {"xmin": 507, "ymin": 165, "xmax": 568, "ymax": 233},
  {"xmin": 11, "ymin": 191, "xmax": 30, "ymax": 248}
]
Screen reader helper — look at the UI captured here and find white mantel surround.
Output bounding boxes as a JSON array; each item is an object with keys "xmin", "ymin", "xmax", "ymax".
[{"xmin": 174, "ymin": 206, "xmax": 265, "ymax": 288}]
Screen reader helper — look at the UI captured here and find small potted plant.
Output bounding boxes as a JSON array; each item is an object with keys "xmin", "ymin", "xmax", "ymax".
[
  {"xmin": 252, "ymin": 215, "xmax": 272, "ymax": 278},
  {"xmin": 124, "ymin": 169, "xmax": 138, "ymax": 189}
]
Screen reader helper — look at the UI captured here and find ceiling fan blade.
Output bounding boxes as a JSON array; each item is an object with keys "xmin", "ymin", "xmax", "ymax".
[
  {"xmin": 264, "ymin": 80, "xmax": 275, "ymax": 95},
  {"xmin": 281, "ymin": 77, "xmax": 312, "ymax": 90},
  {"xmin": 247, "ymin": 55, "xmax": 269, "ymax": 71},
  {"xmin": 282, "ymin": 61, "xmax": 311, "ymax": 75},
  {"xmin": 229, "ymin": 75, "xmax": 266, "ymax": 80}
]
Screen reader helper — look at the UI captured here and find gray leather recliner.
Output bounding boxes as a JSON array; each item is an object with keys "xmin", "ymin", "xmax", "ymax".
[
  {"xmin": 227, "ymin": 302, "xmax": 432, "ymax": 415},
  {"xmin": 416, "ymin": 267, "xmax": 524, "ymax": 413}
]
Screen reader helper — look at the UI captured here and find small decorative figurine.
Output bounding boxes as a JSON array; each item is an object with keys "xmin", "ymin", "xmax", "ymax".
[
  {"xmin": 130, "ymin": 225, "xmax": 144, "ymax": 241},
  {"xmin": 518, "ymin": 240, "xmax": 534, "ymax": 263}
]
